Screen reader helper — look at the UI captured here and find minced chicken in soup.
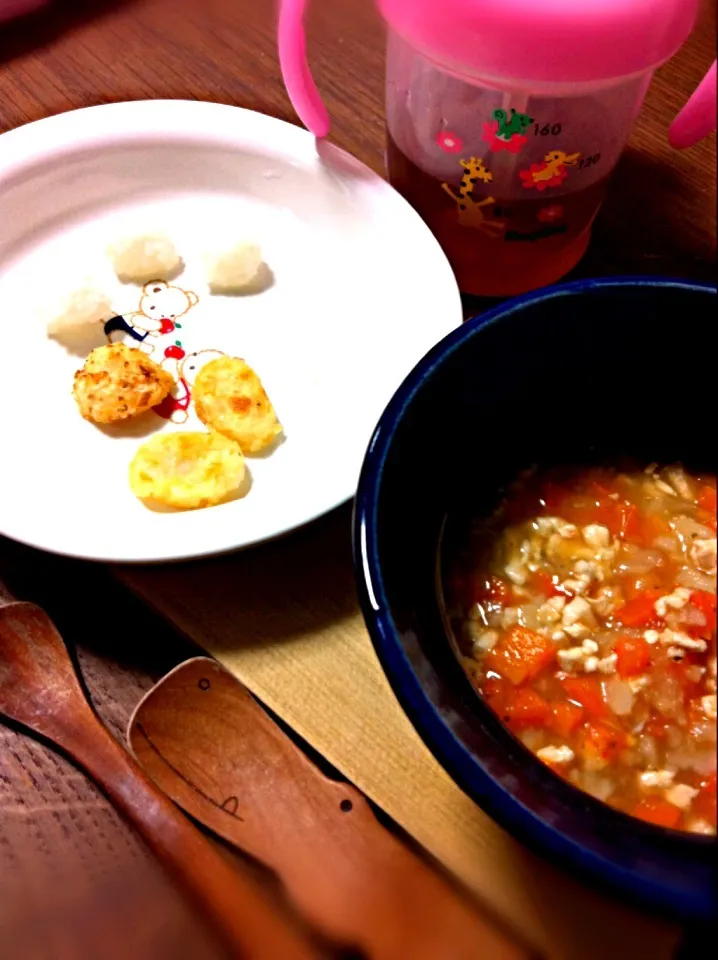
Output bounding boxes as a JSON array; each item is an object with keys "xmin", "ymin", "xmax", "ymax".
[{"xmin": 446, "ymin": 464, "xmax": 716, "ymax": 833}]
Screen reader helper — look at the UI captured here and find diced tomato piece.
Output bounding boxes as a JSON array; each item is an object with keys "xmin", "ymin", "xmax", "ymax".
[
  {"xmin": 565, "ymin": 498, "xmax": 610, "ymax": 530},
  {"xmin": 484, "ymin": 676, "xmax": 505, "ymax": 698},
  {"xmin": 549, "ymin": 700, "xmax": 584, "ymax": 738},
  {"xmin": 698, "ymin": 484, "xmax": 717, "ymax": 515},
  {"xmin": 620, "ymin": 578, "xmax": 643, "ymax": 603},
  {"xmin": 541, "ymin": 483, "xmax": 596, "ymax": 527},
  {"xmin": 502, "ymin": 688, "xmax": 551, "ymax": 729},
  {"xmin": 591, "ymin": 502, "xmax": 618, "ymax": 532},
  {"xmin": 690, "ymin": 590, "xmax": 716, "ymax": 634},
  {"xmin": 529, "ymin": 570, "xmax": 561, "ymax": 598},
  {"xmin": 483, "ymin": 675, "xmax": 508, "ymax": 714},
  {"xmin": 539, "ymin": 474, "xmax": 649, "ymax": 544},
  {"xmin": 644, "ymin": 717, "xmax": 670, "ymax": 739},
  {"xmin": 486, "ymin": 626, "xmax": 555, "ymax": 686},
  {"xmin": 485, "ymin": 678, "xmax": 553, "ymax": 731},
  {"xmin": 472, "ymin": 575, "xmax": 513, "ymax": 608},
  {"xmin": 558, "ymin": 493, "xmax": 642, "ymax": 544},
  {"xmin": 618, "ymin": 502, "xmax": 642, "ymax": 542},
  {"xmin": 583, "ymin": 722, "xmax": 628, "ymax": 766},
  {"xmin": 594, "ymin": 502, "xmax": 623, "ymax": 536},
  {"xmin": 638, "ymin": 512, "xmax": 669, "ymax": 547},
  {"xmin": 694, "ymin": 773, "xmax": 717, "ymax": 826},
  {"xmin": 614, "ymin": 635, "xmax": 652, "ymax": 677},
  {"xmin": 567, "ymin": 480, "xmax": 641, "ymax": 542},
  {"xmin": 615, "ymin": 590, "xmax": 663, "ymax": 628},
  {"xmin": 633, "ymin": 797, "xmax": 682, "ymax": 829},
  {"xmin": 561, "ymin": 676, "xmax": 607, "ymax": 719},
  {"xmin": 587, "ymin": 478, "xmax": 616, "ymax": 501}
]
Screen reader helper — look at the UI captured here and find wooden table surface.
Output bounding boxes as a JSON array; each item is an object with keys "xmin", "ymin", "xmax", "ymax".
[{"xmin": 0, "ymin": 1, "xmax": 716, "ymax": 958}]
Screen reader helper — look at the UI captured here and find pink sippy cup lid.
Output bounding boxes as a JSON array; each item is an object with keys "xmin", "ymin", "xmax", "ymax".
[
  {"xmin": 378, "ymin": 0, "xmax": 700, "ymax": 86},
  {"xmin": 279, "ymin": 0, "xmax": 713, "ymax": 149}
]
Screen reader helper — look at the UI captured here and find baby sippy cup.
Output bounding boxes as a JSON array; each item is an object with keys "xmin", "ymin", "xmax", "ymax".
[{"xmin": 279, "ymin": 0, "xmax": 716, "ymax": 298}]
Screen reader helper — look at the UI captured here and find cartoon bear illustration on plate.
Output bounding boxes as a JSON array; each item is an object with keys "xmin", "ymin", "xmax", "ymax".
[
  {"xmin": 153, "ymin": 346, "xmax": 226, "ymax": 424},
  {"xmin": 104, "ymin": 280, "xmax": 199, "ymax": 354}
]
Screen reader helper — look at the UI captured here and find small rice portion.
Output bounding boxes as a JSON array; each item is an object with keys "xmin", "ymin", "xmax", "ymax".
[
  {"xmin": 204, "ymin": 242, "xmax": 263, "ymax": 293},
  {"xmin": 109, "ymin": 233, "xmax": 182, "ymax": 284},
  {"xmin": 46, "ymin": 285, "xmax": 113, "ymax": 342}
]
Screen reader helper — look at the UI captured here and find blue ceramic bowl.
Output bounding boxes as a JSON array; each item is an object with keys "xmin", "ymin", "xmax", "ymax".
[{"xmin": 353, "ymin": 277, "xmax": 717, "ymax": 923}]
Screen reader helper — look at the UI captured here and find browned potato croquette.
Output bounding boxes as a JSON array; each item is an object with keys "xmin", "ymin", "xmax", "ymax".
[
  {"xmin": 194, "ymin": 357, "xmax": 282, "ymax": 454},
  {"xmin": 73, "ymin": 343, "xmax": 173, "ymax": 424},
  {"xmin": 129, "ymin": 432, "xmax": 245, "ymax": 510}
]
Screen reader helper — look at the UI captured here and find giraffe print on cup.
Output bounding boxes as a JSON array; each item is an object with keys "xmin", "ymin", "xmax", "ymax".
[{"xmin": 441, "ymin": 158, "xmax": 507, "ymax": 236}]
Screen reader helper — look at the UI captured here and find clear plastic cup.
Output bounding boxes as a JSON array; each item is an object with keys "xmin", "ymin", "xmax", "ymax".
[
  {"xmin": 384, "ymin": 33, "xmax": 653, "ymax": 297},
  {"xmin": 279, "ymin": 0, "xmax": 715, "ymax": 298}
]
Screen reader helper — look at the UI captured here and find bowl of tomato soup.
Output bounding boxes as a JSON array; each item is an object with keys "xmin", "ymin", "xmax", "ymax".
[{"xmin": 353, "ymin": 277, "xmax": 716, "ymax": 921}]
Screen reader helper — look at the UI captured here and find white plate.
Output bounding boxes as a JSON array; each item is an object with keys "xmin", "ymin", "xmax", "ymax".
[{"xmin": 0, "ymin": 101, "xmax": 462, "ymax": 563}]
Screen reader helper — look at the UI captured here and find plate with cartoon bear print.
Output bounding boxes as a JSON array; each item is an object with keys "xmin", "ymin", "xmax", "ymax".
[{"xmin": 0, "ymin": 101, "xmax": 462, "ymax": 562}]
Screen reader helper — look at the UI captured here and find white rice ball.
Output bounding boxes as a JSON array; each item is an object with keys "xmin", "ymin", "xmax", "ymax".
[
  {"xmin": 204, "ymin": 242, "xmax": 263, "ymax": 293},
  {"xmin": 109, "ymin": 233, "xmax": 182, "ymax": 283},
  {"xmin": 46, "ymin": 285, "xmax": 113, "ymax": 339}
]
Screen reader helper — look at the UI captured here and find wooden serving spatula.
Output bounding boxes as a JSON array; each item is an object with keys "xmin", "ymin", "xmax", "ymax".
[
  {"xmin": 0, "ymin": 603, "xmax": 322, "ymax": 960},
  {"xmin": 128, "ymin": 658, "xmax": 536, "ymax": 960}
]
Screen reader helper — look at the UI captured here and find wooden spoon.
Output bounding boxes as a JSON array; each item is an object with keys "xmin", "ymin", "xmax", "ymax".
[
  {"xmin": 128, "ymin": 657, "xmax": 537, "ymax": 960},
  {"xmin": 0, "ymin": 603, "xmax": 322, "ymax": 960}
]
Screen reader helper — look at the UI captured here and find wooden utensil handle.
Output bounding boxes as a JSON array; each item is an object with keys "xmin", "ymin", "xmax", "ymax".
[
  {"xmin": 62, "ymin": 713, "xmax": 321, "ymax": 960},
  {"xmin": 325, "ymin": 787, "xmax": 536, "ymax": 960},
  {"xmin": 269, "ymin": 777, "xmax": 533, "ymax": 960},
  {"xmin": 128, "ymin": 658, "xmax": 533, "ymax": 960}
]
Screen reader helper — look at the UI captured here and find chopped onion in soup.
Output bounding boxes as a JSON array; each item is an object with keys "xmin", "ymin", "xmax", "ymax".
[{"xmin": 446, "ymin": 464, "xmax": 717, "ymax": 833}]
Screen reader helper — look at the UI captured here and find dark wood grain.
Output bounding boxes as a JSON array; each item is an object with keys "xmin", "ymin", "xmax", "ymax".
[
  {"xmin": 0, "ymin": 0, "xmax": 715, "ymax": 957},
  {"xmin": 0, "ymin": 604, "xmax": 322, "ymax": 960},
  {"xmin": 0, "ymin": 551, "xmax": 230, "ymax": 960}
]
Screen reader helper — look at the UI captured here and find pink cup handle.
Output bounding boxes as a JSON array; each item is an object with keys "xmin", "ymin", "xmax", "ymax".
[
  {"xmin": 278, "ymin": 0, "xmax": 330, "ymax": 138},
  {"xmin": 669, "ymin": 60, "xmax": 716, "ymax": 149},
  {"xmin": 0, "ymin": 0, "xmax": 48, "ymax": 22}
]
